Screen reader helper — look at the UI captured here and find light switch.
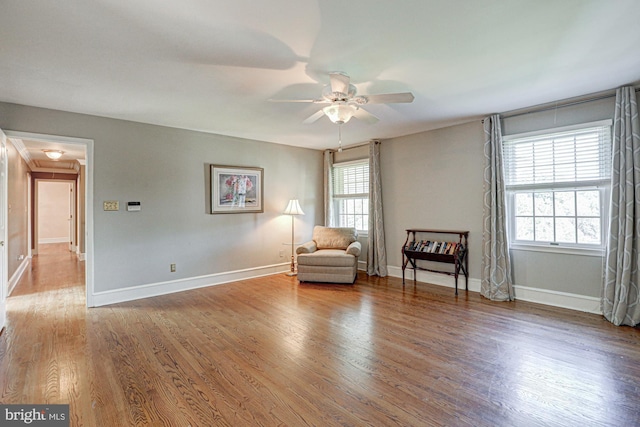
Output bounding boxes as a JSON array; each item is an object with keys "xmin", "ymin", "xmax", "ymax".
[{"xmin": 103, "ymin": 201, "xmax": 119, "ymax": 211}]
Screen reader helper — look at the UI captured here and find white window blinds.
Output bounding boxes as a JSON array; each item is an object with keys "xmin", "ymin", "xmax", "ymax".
[
  {"xmin": 331, "ymin": 160, "xmax": 369, "ymax": 231},
  {"xmin": 333, "ymin": 161, "xmax": 369, "ymax": 197},
  {"xmin": 503, "ymin": 122, "xmax": 612, "ymax": 188}
]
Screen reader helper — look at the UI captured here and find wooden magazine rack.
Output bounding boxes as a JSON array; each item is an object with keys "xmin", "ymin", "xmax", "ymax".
[{"xmin": 402, "ymin": 229, "xmax": 469, "ymax": 295}]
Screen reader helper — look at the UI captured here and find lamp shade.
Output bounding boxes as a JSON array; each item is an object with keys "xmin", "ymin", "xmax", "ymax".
[
  {"xmin": 283, "ymin": 199, "xmax": 305, "ymax": 215},
  {"xmin": 323, "ymin": 103, "xmax": 356, "ymax": 124}
]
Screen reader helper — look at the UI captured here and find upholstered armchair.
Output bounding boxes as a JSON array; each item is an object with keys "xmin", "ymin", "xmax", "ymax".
[{"xmin": 296, "ymin": 226, "xmax": 361, "ymax": 284}]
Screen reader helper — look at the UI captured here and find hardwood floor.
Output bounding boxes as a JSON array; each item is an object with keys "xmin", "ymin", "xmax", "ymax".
[{"xmin": 1, "ymin": 244, "xmax": 639, "ymax": 426}]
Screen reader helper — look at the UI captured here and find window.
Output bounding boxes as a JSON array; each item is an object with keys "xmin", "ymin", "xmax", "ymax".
[
  {"xmin": 503, "ymin": 121, "xmax": 612, "ymax": 252},
  {"xmin": 331, "ymin": 160, "xmax": 369, "ymax": 232}
]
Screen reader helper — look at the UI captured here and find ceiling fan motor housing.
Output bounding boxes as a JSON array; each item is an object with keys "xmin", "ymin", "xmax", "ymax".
[{"xmin": 322, "ymin": 84, "xmax": 357, "ymax": 102}]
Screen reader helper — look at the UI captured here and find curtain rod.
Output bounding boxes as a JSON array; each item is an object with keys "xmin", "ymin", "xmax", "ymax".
[
  {"xmin": 499, "ymin": 87, "xmax": 640, "ymax": 120},
  {"xmin": 328, "ymin": 139, "xmax": 379, "ymax": 153}
]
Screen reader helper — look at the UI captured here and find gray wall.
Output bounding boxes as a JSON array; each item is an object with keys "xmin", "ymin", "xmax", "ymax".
[
  {"xmin": 0, "ymin": 102, "xmax": 323, "ymax": 294},
  {"xmin": 382, "ymin": 96, "xmax": 615, "ymax": 299},
  {"xmin": 382, "ymin": 121, "xmax": 485, "ymax": 280}
]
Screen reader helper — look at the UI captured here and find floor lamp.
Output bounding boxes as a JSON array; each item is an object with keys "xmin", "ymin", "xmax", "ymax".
[{"xmin": 284, "ymin": 199, "xmax": 304, "ymax": 276}]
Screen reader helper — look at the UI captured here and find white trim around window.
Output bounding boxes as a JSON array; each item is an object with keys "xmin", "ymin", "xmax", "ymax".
[
  {"xmin": 503, "ymin": 120, "xmax": 612, "ymax": 255},
  {"xmin": 331, "ymin": 159, "xmax": 369, "ymax": 235}
]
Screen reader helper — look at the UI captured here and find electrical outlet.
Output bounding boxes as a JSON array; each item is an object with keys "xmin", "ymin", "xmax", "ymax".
[
  {"xmin": 279, "ymin": 250, "xmax": 284, "ymax": 258},
  {"xmin": 103, "ymin": 201, "xmax": 119, "ymax": 211},
  {"xmin": 170, "ymin": 263, "xmax": 176, "ymax": 272}
]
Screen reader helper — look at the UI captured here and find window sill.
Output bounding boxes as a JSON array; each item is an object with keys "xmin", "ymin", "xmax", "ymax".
[{"xmin": 510, "ymin": 243, "xmax": 604, "ymax": 257}]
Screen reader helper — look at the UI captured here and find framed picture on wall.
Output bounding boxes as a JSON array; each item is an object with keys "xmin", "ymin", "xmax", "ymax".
[{"xmin": 211, "ymin": 165, "xmax": 264, "ymax": 214}]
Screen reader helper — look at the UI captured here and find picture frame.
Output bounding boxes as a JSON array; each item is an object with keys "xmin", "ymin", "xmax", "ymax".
[{"xmin": 211, "ymin": 165, "xmax": 264, "ymax": 214}]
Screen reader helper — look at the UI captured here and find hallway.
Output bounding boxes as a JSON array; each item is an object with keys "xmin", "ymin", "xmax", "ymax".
[
  {"xmin": 1, "ymin": 243, "xmax": 86, "ymax": 406},
  {"xmin": 12, "ymin": 243, "xmax": 84, "ymax": 296}
]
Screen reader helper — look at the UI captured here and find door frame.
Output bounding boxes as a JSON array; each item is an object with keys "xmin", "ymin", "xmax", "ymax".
[
  {"xmin": 34, "ymin": 179, "xmax": 76, "ymax": 252},
  {"xmin": 0, "ymin": 129, "xmax": 8, "ymax": 331},
  {"xmin": 4, "ymin": 130, "xmax": 95, "ymax": 308}
]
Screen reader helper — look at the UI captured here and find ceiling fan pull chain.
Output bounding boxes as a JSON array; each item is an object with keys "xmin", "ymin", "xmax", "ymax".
[{"xmin": 338, "ymin": 125, "xmax": 343, "ymax": 152}]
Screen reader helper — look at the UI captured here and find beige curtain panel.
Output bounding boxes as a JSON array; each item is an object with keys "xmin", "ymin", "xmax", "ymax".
[
  {"xmin": 602, "ymin": 86, "xmax": 640, "ymax": 327},
  {"xmin": 481, "ymin": 114, "xmax": 514, "ymax": 301},
  {"xmin": 367, "ymin": 140, "xmax": 388, "ymax": 277}
]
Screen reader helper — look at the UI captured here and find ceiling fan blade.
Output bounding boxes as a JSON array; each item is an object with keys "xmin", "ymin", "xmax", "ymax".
[
  {"xmin": 269, "ymin": 99, "xmax": 314, "ymax": 103},
  {"xmin": 302, "ymin": 109, "xmax": 326, "ymax": 124},
  {"xmin": 329, "ymin": 72, "xmax": 351, "ymax": 95},
  {"xmin": 362, "ymin": 92, "xmax": 415, "ymax": 104},
  {"xmin": 269, "ymin": 98, "xmax": 331, "ymax": 105},
  {"xmin": 352, "ymin": 107, "xmax": 379, "ymax": 124}
]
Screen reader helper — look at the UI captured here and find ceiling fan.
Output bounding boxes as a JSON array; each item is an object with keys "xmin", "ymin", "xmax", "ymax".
[{"xmin": 270, "ymin": 72, "xmax": 415, "ymax": 125}]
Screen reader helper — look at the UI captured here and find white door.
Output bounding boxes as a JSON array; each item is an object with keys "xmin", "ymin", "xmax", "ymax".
[{"xmin": 0, "ymin": 129, "xmax": 8, "ymax": 331}]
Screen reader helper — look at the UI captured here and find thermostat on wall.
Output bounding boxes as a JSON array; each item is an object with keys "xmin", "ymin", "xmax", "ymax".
[{"xmin": 127, "ymin": 201, "xmax": 141, "ymax": 212}]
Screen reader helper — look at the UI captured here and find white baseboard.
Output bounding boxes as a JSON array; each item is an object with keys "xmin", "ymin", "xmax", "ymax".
[
  {"xmin": 89, "ymin": 260, "xmax": 602, "ymax": 315},
  {"xmin": 8, "ymin": 256, "xmax": 31, "ymax": 296},
  {"xmin": 76, "ymin": 252, "xmax": 86, "ymax": 261},
  {"xmin": 38, "ymin": 237, "xmax": 69, "ymax": 244},
  {"xmin": 91, "ymin": 262, "xmax": 290, "ymax": 307},
  {"xmin": 511, "ymin": 285, "xmax": 601, "ymax": 314},
  {"xmin": 387, "ymin": 265, "xmax": 601, "ymax": 314}
]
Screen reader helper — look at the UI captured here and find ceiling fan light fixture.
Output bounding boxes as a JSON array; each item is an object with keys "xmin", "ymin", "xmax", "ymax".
[
  {"xmin": 323, "ymin": 103, "xmax": 357, "ymax": 124},
  {"xmin": 43, "ymin": 149, "xmax": 64, "ymax": 160}
]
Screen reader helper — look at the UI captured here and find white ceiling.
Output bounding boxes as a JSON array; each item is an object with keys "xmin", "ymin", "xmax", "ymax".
[{"xmin": 1, "ymin": 0, "xmax": 639, "ymax": 151}]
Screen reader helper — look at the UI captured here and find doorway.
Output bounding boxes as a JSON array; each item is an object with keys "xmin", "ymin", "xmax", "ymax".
[
  {"xmin": 35, "ymin": 180, "xmax": 76, "ymax": 254},
  {"xmin": 3, "ymin": 130, "xmax": 94, "ymax": 307}
]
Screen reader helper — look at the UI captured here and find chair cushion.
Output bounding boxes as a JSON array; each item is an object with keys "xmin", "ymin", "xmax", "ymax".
[
  {"xmin": 297, "ymin": 249, "xmax": 356, "ymax": 267},
  {"xmin": 313, "ymin": 226, "xmax": 358, "ymax": 250}
]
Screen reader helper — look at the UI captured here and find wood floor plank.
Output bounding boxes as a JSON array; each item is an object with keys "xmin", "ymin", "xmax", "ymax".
[{"xmin": 0, "ymin": 243, "xmax": 639, "ymax": 426}]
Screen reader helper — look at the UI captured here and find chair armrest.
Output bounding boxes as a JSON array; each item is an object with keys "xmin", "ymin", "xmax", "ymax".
[
  {"xmin": 346, "ymin": 241, "xmax": 361, "ymax": 257},
  {"xmin": 296, "ymin": 241, "xmax": 317, "ymax": 254}
]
